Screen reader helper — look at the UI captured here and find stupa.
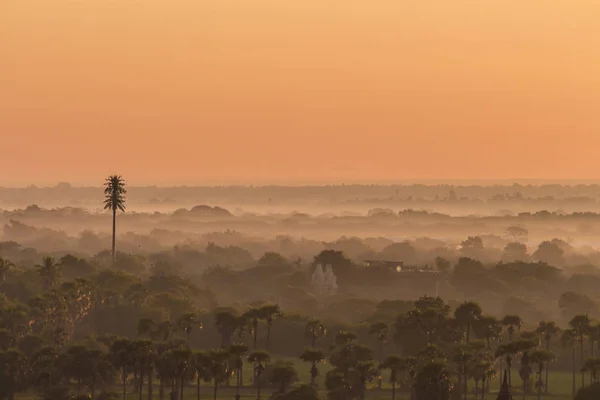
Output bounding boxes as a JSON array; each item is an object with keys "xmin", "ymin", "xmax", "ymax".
[
  {"xmin": 310, "ymin": 264, "xmax": 338, "ymax": 295},
  {"xmin": 496, "ymin": 370, "xmax": 512, "ymax": 400}
]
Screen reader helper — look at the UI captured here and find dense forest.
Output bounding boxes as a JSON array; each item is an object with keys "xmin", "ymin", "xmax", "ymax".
[{"xmin": 1, "ymin": 181, "xmax": 600, "ymax": 400}]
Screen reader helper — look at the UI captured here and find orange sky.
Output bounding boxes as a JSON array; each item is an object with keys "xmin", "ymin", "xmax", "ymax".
[{"xmin": 1, "ymin": 0, "xmax": 600, "ymax": 186}]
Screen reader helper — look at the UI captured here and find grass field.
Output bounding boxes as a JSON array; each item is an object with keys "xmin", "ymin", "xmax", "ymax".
[{"xmin": 17, "ymin": 359, "xmax": 580, "ymax": 400}]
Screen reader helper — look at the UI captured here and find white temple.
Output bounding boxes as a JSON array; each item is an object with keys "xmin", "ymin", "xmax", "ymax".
[{"xmin": 311, "ymin": 264, "xmax": 338, "ymax": 295}]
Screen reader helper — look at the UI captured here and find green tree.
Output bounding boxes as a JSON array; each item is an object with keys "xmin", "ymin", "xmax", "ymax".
[
  {"xmin": 0, "ymin": 349, "xmax": 27, "ymax": 400},
  {"xmin": 0, "ymin": 258, "xmax": 14, "ymax": 282},
  {"xmin": 269, "ymin": 361, "xmax": 298, "ymax": 394},
  {"xmin": 299, "ymin": 348, "xmax": 324, "ymax": 389},
  {"xmin": 368, "ymin": 322, "xmax": 388, "ymax": 390},
  {"xmin": 535, "ymin": 321, "xmax": 560, "ymax": 393},
  {"xmin": 413, "ymin": 361, "xmax": 453, "ymax": 400},
  {"xmin": 104, "ymin": 175, "xmax": 127, "ymax": 261},
  {"xmin": 248, "ymin": 351, "xmax": 270, "ymax": 400}
]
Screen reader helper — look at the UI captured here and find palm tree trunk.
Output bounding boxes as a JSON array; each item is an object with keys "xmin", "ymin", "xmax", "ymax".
[
  {"xmin": 310, "ymin": 363, "xmax": 316, "ymax": 388},
  {"xmin": 148, "ymin": 367, "xmax": 153, "ymax": 400},
  {"xmin": 266, "ymin": 322, "xmax": 272, "ymax": 351},
  {"xmin": 253, "ymin": 320, "xmax": 258, "ymax": 350},
  {"xmin": 257, "ymin": 379, "xmax": 262, "ymax": 400},
  {"xmin": 112, "ymin": 207, "xmax": 117, "ymax": 261},
  {"xmin": 522, "ymin": 380, "xmax": 526, "ymax": 400},
  {"xmin": 180, "ymin": 374, "xmax": 185, "ymax": 400},
  {"xmin": 159, "ymin": 377, "xmax": 164, "ymax": 400},
  {"xmin": 378, "ymin": 341, "xmax": 383, "ymax": 389},
  {"xmin": 572, "ymin": 346, "xmax": 576, "ymax": 396},
  {"xmin": 196, "ymin": 377, "xmax": 201, "ymax": 400},
  {"xmin": 581, "ymin": 337, "xmax": 585, "ymax": 388},
  {"xmin": 123, "ymin": 368, "xmax": 128, "ymax": 400},
  {"xmin": 92, "ymin": 378, "xmax": 96, "ymax": 400},
  {"xmin": 545, "ymin": 339, "xmax": 550, "ymax": 393},
  {"xmin": 213, "ymin": 382, "xmax": 218, "ymax": 400},
  {"xmin": 537, "ymin": 376, "xmax": 542, "ymax": 400},
  {"xmin": 475, "ymin": 381, "xmax": 479, "ymax": 400},
  {"xmin": 391, "ymin": 381, "xmax": 396, "ymax": 400},
  {"xmin": 236, "ymin": 369, "xmax": 241, "ymax": 400},
  {"xmin": 139, "ymin": 367, "xmax": 144, "ymax": 400}
]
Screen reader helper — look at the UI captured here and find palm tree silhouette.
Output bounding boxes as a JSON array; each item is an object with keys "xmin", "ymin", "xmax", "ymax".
[
  {"xmin": 104, "ymin": 175, "xmax": 127, "ymax": 261},
  {"xmin": 36, "ymin": 257, "xmax": 61, "ymax": 290}
]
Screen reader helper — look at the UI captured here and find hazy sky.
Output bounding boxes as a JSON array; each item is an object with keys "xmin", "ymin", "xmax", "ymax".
[{"xmin": 2, "ymin": 0, "xmax": 600, "ymax": 186}]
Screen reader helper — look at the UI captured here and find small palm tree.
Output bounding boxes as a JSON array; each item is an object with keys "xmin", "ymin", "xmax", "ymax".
[
  {"xmin": 300, "ymin": 348, "xmax": 324, "ymax": 388},
  {"xmin": 247, "ymin": 351, "xmax": 270, "ymax": 400},
  {"xmin": 369, "ymin": 322, "xmax": 389, "ymax": 390},
  {"xmin": 177, "ymin": 312, "xmax": 202, "ymax": 342},
  {"xmin": 0, "ymin": 257, "xmax": 14, "ymax": 282},
  {"xmin": 305, "ymin": 319, "xmax": 326, "ymax": 348},
  {"xmin": 502, "ymin": 315, "xmax": 523, "ymax": 342},
  {"xmin": 36, "ymin": 257, "xmax": 61, "ymax": 290},
  {"xmin": 104, "ymin": 175, "xmax": 127, "ymax": 261}
]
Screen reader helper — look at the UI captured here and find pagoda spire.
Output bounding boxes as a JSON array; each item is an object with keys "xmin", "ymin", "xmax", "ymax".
[{"xmin": 496, "ymin": 370, "xmax": 512, "ymax": 400}]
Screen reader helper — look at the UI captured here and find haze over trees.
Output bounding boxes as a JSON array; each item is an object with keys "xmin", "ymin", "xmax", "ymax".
[{"xmin": 0, "ymin": 182, "xmax": 599, "ymax": 399}]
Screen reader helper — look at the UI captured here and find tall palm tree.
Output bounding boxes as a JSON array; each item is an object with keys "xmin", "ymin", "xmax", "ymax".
[
  {"xmin": 193, "ymin": 352, "xmax": 211, "ymax": 400},
  {"xmin": 561, "ymin": 328, "xmax": 577, "ymax": 396},
  {"xmin": 369, "ymin": 322, "xmax": 388, "ymax": 390},
  {"xmin": 305, "ymin": 319, "xmax": 326, "ymax": 348},
  {"xmin": 132, "ymin": 340, "xmax": 154, "ymax": 400},
  {"xmin": 455, "ymin": 302, "xmax": 482, "ymax": 400},
  {"xmin": 36, "ymin": 257, "xmax": 61, "ymax": 290},
  {"xmin": 299, "ymin": 348, "xmax": 324, "ymax": 389},
  {"xmin": 535, "ymin": 321, "xmax": 560, "ymax": 393},
  {"xmin": 242, "ymin": 307, "xmax": 263, "ymax": 350},
  {"xmin": 518, "ymin": 351, "xmax": 532, "ymax": 400},
  {"xmin": 207, "ymin": 349, "xmax": 230, "ymax": 400},
  {"xmin": 104, "ymin": 175, "xmax": 127, "ymax": 261},
  {"xmin": 258, "ymin": 304, "xmax": 282, "ymax": 351},
  {"xmin": 247, "ymin": 351, "xmax": 270, "ymax": 400},
  {"xmin": 455, "ymin": 302, "xmax": 483, "ymax": 345},
  {"xmin": 229, "ymin": 344, "xmax": 248, "ymax": 399},
  {"xmin": 0, "ymin": 257, "xmax": 14, "ymax": 282},
  {"xmin": 570, "ymin": 314, "xmax": 591, "ymax": 388},
  {"xmin": 214, "ymin": 309, "xmax": 238, "ymax": 348},
  {"xmin": 381, "ymin": 355, "xmax": 406, "ymax": 400},
  {"xmin": 530, "ymin": 350, "xmax": 555, "ymax": 400},
  {"xmin": 110, "ymin": 338, "xmax": 134, "ymax": 400}
]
